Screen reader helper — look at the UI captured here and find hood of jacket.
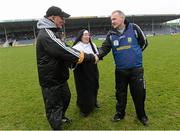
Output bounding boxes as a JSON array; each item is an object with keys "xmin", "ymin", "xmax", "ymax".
[{"xmin": 37, "ymin": 17, "xmax": 57, "ymax": 29}]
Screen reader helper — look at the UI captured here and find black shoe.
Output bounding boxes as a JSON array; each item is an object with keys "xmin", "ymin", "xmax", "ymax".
[
  {"xmin": 80, "ymin": 111, "xmax": 89, "ymax": 117},
  {"xmin": 61, "ymin": 116, "xmax": 72, "ymax": 124},
  {"xmin": 139, "ymin": 116, "xmax": 148, "ymax": 126},
  {"xmin": 112, "ymin": 113, "xmax": 124, "ymax": 122}
]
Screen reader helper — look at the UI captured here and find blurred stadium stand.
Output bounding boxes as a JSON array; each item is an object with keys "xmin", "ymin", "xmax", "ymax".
[{"xmin": 0, "ymin": 14, "xmax": 180, "ymax": 47}]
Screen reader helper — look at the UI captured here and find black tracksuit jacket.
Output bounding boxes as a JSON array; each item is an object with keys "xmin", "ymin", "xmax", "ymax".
[{"xmin": 36, "ymin": 18, "xmax": 95, "ymax": 88}]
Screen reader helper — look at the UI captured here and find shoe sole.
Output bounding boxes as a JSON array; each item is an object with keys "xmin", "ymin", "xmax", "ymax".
[{"xmin": 112, "ymin": 118, "xmax": 121, "ymax": 122}]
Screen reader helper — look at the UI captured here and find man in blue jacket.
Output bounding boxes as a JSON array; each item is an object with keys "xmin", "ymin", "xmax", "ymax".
[{"xmin": 98, "ymin": 10, "xmax": 148, "ymax": 125}]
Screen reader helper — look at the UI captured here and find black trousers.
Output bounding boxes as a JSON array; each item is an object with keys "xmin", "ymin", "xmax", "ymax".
[
  {"xmin": 41, "ymin": 81, "xmax": 71, "ymax": 130},
  {"xmin": 115, "ymin": 67, "xmax": 147, "ymax": 119}
]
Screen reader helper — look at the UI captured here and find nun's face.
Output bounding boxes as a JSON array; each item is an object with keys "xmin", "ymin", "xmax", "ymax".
[{"xmin": 81, "ymin": 31, "xmax": 90, "ymax": 44}]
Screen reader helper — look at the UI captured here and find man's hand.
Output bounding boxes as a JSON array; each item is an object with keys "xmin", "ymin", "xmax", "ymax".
[
  {"xmin": 94, "ymin": 54, "xmax": 99, "ymax": 64},
  {"xmin": 77, "ymin": 51, "xmax": 84, "ymax": 64}
]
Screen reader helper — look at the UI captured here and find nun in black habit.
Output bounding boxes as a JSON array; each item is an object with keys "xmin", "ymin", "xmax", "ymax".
[{"xmin": 72, "ymin": 29, "xmax": 100, "ymax": 116}]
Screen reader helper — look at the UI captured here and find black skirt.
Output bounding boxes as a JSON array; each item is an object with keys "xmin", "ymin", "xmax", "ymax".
[{"xmin": 73, "ymin": 62, "xmax": 99, "ymax": 116}]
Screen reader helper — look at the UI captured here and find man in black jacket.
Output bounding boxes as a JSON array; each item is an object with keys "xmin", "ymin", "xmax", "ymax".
[
  {"xmin": 36, "ymin": 6, "xmax": 98, "ymax": 130},
  {"xmin": 98, "ymin": 10, "xmax": 148, "ymax": 125}
]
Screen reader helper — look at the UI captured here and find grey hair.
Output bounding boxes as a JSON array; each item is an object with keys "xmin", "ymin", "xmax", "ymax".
[{"xmin": 111, "ymin": 10, "xmax": 125, "ymax": 19}]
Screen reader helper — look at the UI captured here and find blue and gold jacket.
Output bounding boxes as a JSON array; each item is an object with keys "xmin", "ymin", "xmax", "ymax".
[{"xmin": 98, "ymin": 20, "xmax": 148, "ymax": 70}]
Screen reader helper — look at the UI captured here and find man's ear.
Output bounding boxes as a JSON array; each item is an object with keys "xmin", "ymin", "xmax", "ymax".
[
  {"xmin": 48, "ymin": 16, "xmax": 55, "ymax": 22},
  {"xmin": 51, "ymin": 16, "xmax": 56, "ymax": 22}
]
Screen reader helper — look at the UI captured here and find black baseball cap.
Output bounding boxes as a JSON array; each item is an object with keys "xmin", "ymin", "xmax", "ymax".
[{"xmin": 45, "ymin": 6, "xmax": 70, "ymax": 18}]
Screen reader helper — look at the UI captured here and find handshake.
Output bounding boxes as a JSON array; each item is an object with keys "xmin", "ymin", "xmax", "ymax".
[
  {"xmin": 94, "ymin": 54, "xmax": 99, "ymax": 64},
  {"xmin": 77, "ymin": 51, "xmax": 100, "ymax": 64}
]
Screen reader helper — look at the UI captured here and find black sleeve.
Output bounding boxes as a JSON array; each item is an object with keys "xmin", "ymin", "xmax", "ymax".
[
  {"xmin": 133, "ymin": 24, "xmax": 148, "ymax": 51},
  {"xmin": 42, "ymin": 29, "xmax": 95, "ymax": 63},
  {"xmin": 97, "ymin": 33, "xmax": 112, "ymax": 59},
  {"xmin": 83, "ymin": 53, "xmax": 95, "ymax": 63}
]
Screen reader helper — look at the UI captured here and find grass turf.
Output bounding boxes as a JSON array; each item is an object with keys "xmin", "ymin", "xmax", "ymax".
[{"xmin": 0, "ymin": 34, "xmax": 180, "ymax": 129}]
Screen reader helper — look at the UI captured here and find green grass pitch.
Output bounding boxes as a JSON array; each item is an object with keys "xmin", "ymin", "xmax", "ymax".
[{"xmin": 0, "ymin": 35, "xmax": 180, "ymax": 129}]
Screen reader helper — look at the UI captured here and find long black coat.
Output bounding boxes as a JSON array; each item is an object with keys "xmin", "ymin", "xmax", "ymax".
[{"xmin": 73, "ymin": 62, "xmax": 99, "ymax": 115}]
